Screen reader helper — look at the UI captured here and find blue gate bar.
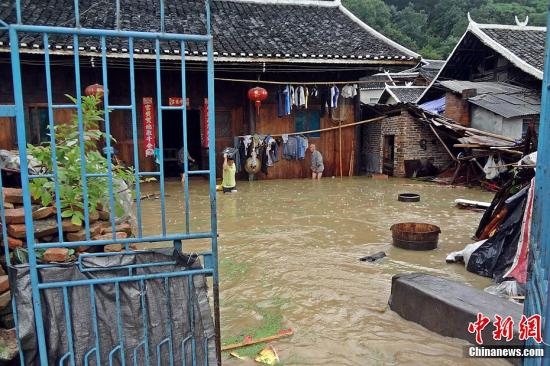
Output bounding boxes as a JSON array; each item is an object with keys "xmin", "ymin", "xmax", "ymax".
[
  {"xmin": 51, "ymin": 104, "xmax": 78, "ymax": 109},
  {"xmin": 73, "ymin": 34, "xmax": 94, "ymax": 240},
  {"xmin": 42, "ymin": 33, "xmax": 66, "ymax": 244},
  {"xmin": 155, "ymin": 39, "xmax": 167, "ymax": 236},
  {"xmin": 180, "ymin": 40, "xmax": 191, "ymax": 234},
  {"xmin": 139, "ymin": 279, "xmax": 150, "ymax": 364},
  {"xmin": 0, "ymin": 105, "xmax": 16, "ymax": 117},
  {"xmin": 37, "ymin": 268, "xmax": 213, "ymax": 289},
  {"xmin": 129, "ymin": 37, "xmax": 144, "ymax": 239},
  {"xmin": 100, "ymin": 35, "xmax": 119, "ymax": 239},
  {"xmin": 9, "ymin": 26, "xmax": 50, "ymax": 365},
  {"xmin": 34, "ymin": 231, "xmax": 214, "ymax": 249},
  {"xmin": 188, "ymin": 170, "xmax": 210, "ymax": 176},
  {"xmin": 205, "ymin": 0, "xmax": 221, "ymax": 361},
  {"xmin": 524, "ymin": 8, "xmax": 550, "ymax": 366}
]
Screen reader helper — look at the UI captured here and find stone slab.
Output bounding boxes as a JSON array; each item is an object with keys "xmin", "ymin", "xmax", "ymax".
[{"xmin": 389, "ymin": 273, "xmax": 524, "ymax": 350}]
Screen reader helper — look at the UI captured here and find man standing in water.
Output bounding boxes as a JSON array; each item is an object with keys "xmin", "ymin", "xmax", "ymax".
[
  {"xmin": 309, "ymin": 144, "xmax": 324, "ymax": 180},
  {"xmin": 222, "ymin": 153, "xmax": 237, "ymax": 193}
]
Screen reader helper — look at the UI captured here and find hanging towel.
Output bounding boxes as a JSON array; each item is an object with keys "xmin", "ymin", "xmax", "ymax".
[
  {"xmin": 296, "ymin": 86, "xmax": 307, "ymax": 108},
  {"xmin": 290, "ymin": 86, "xmax": 296, "ymax": 108},
  {"xmin": 341, "ymin": 84, "xmax": 357, "ymax": 99},
  {"xmin": 330, "ymin": 86, "xmax": 340, "ymax": 108},
  {"xmin": 304, "ymin": 87, "xmax": 309, "ymax": 109}
]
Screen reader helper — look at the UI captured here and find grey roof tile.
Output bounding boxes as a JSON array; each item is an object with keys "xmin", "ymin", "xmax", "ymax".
[
  {"xmin": 481, "ymin": 27, "xmax": 545, "ymax": 72},
  {"xmin": 0, "ymin": 0, "xmax": 417, "ymax": 61}
]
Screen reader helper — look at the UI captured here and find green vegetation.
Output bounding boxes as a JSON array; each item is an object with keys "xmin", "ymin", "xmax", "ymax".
[
  {"xmin": 27, "ymin": 95, "xmax": 134, "ymax": 225},
  {"xmin": 343, "ymin": 0, "xmax": 548, "ymax": 59},
  {"xmin": 222, "ymin": 298, "xmax": 288, "ymax": 359}
]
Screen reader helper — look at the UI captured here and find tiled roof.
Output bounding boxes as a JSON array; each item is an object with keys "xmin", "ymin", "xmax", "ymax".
[
  {"xmin": 379, "ymin": 86, "xmax": 426, "ymax": 104},
  {"xmin": 0, "ymin": 0, "xmax": 419, "ymax": 63},
  {"xmin": 480, "ymin": 27, "xmax": 545, "ymax": 72}
]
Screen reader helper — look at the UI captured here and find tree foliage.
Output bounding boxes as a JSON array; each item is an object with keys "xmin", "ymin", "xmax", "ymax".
[{"xmin": 343, "ymin": 0, "xmax": 548, "ymax": 59}]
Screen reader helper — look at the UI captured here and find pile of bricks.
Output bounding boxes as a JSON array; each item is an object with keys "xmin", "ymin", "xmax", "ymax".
[{"xmin": 1, "ymin": 187, "xmax": 136, "ymax": 265}]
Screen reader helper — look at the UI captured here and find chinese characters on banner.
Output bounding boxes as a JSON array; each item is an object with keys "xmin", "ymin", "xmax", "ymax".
[
  {"xmin": 468, "ymin": 312, "xmax": 542, "ymax": 345},
  {"xmin": 168, "ymin": 97, "xmax": 190, "ymax": 107},
  {"xmin": 202, "ymin": 98, "xmax": 209, "ymax": 148},
  {"xmin": 142, "ymin": 97, "xmax": 156, "ymax": 158}
]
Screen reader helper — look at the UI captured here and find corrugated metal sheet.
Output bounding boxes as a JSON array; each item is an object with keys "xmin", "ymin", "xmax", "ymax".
[{"xmin": 438, "ymin": 81, "xmax": 541, "ymax": 118}]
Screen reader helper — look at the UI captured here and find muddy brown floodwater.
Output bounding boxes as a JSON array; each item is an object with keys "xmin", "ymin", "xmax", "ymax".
[{"xmin": 140, "ymin": 177, "xmax": 509, "ymax": 366}]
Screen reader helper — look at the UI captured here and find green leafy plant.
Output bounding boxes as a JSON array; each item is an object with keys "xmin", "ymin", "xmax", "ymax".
[{"xmin": 27, "ymin": 94, "xmax": 135, "ymax": 226}]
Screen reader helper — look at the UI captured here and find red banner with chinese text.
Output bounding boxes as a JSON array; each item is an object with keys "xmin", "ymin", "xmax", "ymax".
[
  {"xmin": 202, "ymin": 98, "xmax": 209, "ymax": 148},
  {"xmin": 142, "ymin": 97, "xmax": 156, "ymax": 157}
]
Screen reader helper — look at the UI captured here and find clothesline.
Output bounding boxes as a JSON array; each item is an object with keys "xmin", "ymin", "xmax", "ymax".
[
  {"xmin": 215, "ymin": 77, "xmax": 377, "ymax": 85},
  {"xmin": 236, "ymin": 116, "xmax": 386, "ymax": 138}
]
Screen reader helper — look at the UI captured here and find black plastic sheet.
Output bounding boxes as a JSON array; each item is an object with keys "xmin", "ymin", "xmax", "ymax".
[
  {"xmin": 10, "ymin": 250, "xmax": 217, "ymax": 366},
  {"xmin": 467, "ymin": 186, "xmax": 528, "ymax": 281}
]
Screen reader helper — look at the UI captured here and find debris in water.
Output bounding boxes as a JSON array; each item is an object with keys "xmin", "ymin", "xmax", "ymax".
[
  {"xmin": 359, "ymin": 251, "xmax": 387, "ymax": 262},
  {"xmin": 221, "ymin": 328, "xmax": 294, "ymax": 352},
  {"xmin": 254, "ymin": 345, "xmax": 279, "ymax": 365}
]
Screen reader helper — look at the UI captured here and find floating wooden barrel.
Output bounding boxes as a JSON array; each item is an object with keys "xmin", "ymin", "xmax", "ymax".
[
  {"xmin": 391, "ymin": 222, "xmax": 441, "ymax": 251},
  {"xmin": 398, "ymin": 193, "xmax": 420, "ymax": 202}
]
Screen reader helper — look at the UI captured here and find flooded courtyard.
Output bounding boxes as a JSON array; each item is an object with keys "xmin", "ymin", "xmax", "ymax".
[{"xmin": 140, "ymin": 177, "xmax": 508, "ymax": 366}]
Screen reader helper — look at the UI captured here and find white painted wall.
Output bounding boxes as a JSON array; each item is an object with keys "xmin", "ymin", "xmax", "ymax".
[
  {"xmin": 471, "ymin": 106, "xmax": 523, "ymax": 139},
  {"xmin": 360, "ymin": 89, "xmax": 384, "ymax": 105}
]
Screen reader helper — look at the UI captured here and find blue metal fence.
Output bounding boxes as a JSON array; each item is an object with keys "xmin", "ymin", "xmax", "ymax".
[
  {"xmin": 524, "ymin": 8, "xmax": 550, "ymax": 366},
  {"xmin": 0, "ymin": 0, "xmax": 220, "ymax": 364}
]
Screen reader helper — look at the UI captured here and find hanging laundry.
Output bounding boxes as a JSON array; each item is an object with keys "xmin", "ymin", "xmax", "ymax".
[
  {"xmin": 233, "ymin": 137, "xmax": 242, "ymax": 172},
  {"xmin": 289, "ymin": 86, "xmax": 296, "ymax": 108},
  {"xmin": 330, "ymin": 86, "xmax": 340, "ymax": 108},
  {"xmin": 304, "ymin": 87, "xmax": 309, "ymax": 109},
  {"xmin": 283, "ymin": 136, "xmax": 299, "ymax": 160},
  {"xmin": 296, "ymin": 136, "xmax": 308, "ymax": 160},
  {"xmin": 296, "ymin": 86, "xmax": 306, "ymax": 108},
  {"xmin": 283, "ymin": 85, "xmax": 291, "ymax": 115},
  {"xmin": 282, "ymin": 134, "xmax": 289, "ymax": 143},
  {"xmin": 243, "ymin": 135, "xmax": 252, "ymax": 150},
  {"xmin": 341, "ymin": 84, "xmax": 357, "ymax": 99},
  {"xmin": 277, "ymin": 88, "xmax": 285, "ymax": 118},
  {"xmin": 319, "ymin": 87, "xmax": 329, "ymax": 117},
  {"xmin": 310, "ymin": 87, "xmax": 318, "ymax": 97}
]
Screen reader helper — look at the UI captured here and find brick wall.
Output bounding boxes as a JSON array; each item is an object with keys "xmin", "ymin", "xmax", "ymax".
[
  {"xmin": 362, "ymin": 108, "xmax": 453, "ymax": 177},
  {"xmin": 444, "ymin": 92, "xmax": 470, "ymax": 126}
]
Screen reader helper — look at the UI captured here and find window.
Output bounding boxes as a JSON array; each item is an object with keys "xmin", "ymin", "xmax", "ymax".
[{"xmin": 295, "ymin": 110, "xmax": 321, "ymax": 138}]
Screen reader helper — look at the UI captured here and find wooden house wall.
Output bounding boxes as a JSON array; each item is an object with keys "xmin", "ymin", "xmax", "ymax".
[
  {"xmin": 0, "ymin": 55, "xmax": 357, "ymax": 179},
  {"xmin": 253, "ymin": 102, "xmax": 356, "ymax": 179}
]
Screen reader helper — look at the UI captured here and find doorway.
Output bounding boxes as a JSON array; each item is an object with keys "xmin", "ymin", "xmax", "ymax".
[
  {"xmin": 382, "ymin": 135, "xmax": 395, "ymax": 176},
  {"xmin": 161, "ymin": 110, "xmax": 201, "ymax": 177}
]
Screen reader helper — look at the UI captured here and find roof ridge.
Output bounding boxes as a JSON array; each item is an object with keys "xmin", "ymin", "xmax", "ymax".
[
  {"xmin": 466, "ymin": 12, "xmax": 546, "ymax": 31},
  {"xmin": 468, "ymin": 21, "xmax": 544, "ymax": 79},
  {"xmin": 216, "ymin": 0, "xmax": 340, "ymax": 6}
]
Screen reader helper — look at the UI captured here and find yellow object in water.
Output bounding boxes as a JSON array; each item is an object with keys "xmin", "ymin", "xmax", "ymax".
[{"xmin": 254, "ymin": 345, "xmax": 279, "ymax": 365}]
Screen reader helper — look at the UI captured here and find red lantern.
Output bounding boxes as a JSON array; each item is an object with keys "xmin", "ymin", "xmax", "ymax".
[
  {"xmin": 84, "ymin": 84, "xmax": 105, "ymax": 99},
  {"xmin": 248, "ymin": 86, "xmax": 268, "ymax": 115}
]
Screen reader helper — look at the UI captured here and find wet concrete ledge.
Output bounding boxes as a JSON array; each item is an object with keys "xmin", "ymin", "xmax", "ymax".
[{"xmin": 389, "ymin": 273, "xmax": 523, "ymax": 349}]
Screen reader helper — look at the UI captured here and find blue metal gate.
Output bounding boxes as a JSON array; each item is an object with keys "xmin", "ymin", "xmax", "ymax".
[
  {"xmin": 524, "ymin": 9, "xmax": 550, "ymax": 366},
  {"xmin": 0, "ymin": 0, "xmax": 220, "ymax": 364}
]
